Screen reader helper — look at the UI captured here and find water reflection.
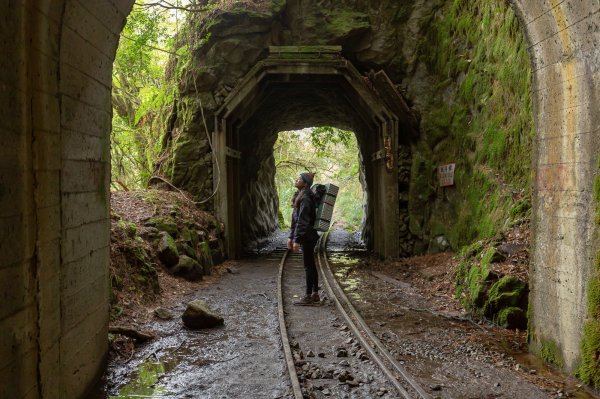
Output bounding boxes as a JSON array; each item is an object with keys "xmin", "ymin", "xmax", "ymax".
[
  {"xmin": 330, "ymin": 253, "xmax": 363, "ymax": 301},
  {"xmin": 109, "ymin": 357, "xmax": 177, "ymax": 399}
]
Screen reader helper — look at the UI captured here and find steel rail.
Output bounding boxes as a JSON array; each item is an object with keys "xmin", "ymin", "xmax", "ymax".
[
  {"xmin": 277, "ymin": 249, "xmax": 304, "ymax": 399},
  {"xmin": 316, "ymin": 231, "xmax": 432, "ymax": 399}
]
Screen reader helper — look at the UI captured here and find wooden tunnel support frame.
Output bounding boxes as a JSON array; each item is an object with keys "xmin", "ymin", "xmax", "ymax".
[{"xmin": 214, "ymin": 46, "xmax": 414, "ymax": 259}]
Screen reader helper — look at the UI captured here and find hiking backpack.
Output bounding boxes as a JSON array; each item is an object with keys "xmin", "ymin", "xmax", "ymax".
[{"xmin": 311, "ymin": 183, "xmax": 339, "ymax": 232}]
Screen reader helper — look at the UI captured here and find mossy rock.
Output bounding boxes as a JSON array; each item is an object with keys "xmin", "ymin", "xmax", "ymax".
[
  {"xmin": 146, "ymin": 216, "xmax": 178, "ymax": 237},
  {"xmin": 484, "ymin": 276, "xmax": 527, "ymax": 317},
  {"xmin": 158, "ymin": 232, "xmax": 179, "ymax": 267},
  {"xmin": 182, "ymin": 243, "xmax": 198, "ymax": 261},
  {"xmin": 496, "ymin": 306, "xmax": 527, "ymax": 329},
  {"xmin": 198, "ymin": 241, "xmax": 214, "ymax": 274},
  {"xmin": 173, "ymin": 255, "xmax": 203, "ymax": 281},
  {"xmin": 117, "ymin": 220, "xmax": 137, "ymax": 238}
]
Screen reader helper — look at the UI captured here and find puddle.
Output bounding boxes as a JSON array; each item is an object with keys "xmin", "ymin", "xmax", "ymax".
[
  {"xmin": 330, "ymin": 253, "xmax": 364, "ymax": 301},
  {"xmin": 109, "ymin": 356, "xmax": 178, "ymax": 399}
]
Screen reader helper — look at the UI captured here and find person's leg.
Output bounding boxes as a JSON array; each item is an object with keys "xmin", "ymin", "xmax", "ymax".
[{"xmin": 302, "ymin": 238, "xmax": 318, "ymax": 299}]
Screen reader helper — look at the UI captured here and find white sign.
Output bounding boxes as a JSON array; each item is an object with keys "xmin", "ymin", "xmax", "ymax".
[{"xmin": 438, "ymin": 163, "xmax": 456, "ymax": 187}]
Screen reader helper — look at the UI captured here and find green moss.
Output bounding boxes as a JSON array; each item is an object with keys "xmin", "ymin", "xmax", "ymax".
[
  {"xmin": 410, "ymin": 0, "xmax": 533, "ymax": 252},
  {"xmin": 326, "ymin": 10, "xmax": 370, "ymax": 38},
  {"xmin": 537, "ymin": 338, "xmax": 564, "ymax": 368},
  {"xmin": 577, "ymin": 320, "xmax": 600, "ymax": 387},
  {"xmin": 577, "ymin": 157, "xmax": 600, "ymax": 387},
  {"xmin": 497, "ymin": 307, "xmax": 527, "ymax": 329},
  {"xmin": 484, "ymin": 276, "xmax": 526, "ymax": 316}
]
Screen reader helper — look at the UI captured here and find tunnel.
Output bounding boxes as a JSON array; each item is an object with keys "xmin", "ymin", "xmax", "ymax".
[
  {"xmin": 2, "ymin": 1, "xmax": 600, "ymax": 397},
  {"xmin": 212, "ymin": 47, "xmax": 417, "ymax": 258}
]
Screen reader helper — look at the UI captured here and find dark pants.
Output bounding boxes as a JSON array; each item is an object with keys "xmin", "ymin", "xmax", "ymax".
[{"xmin": 301, "ymin": 236, "xmax": 318, "ymax": 296}]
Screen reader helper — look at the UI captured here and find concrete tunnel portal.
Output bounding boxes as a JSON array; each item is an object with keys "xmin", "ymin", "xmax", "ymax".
[{"xmin": 213, "ymin": 47, "xmax": 418, "ymax": 259}]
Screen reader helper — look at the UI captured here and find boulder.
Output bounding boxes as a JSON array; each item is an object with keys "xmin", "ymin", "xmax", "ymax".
[
  {"xmin": 182, "ymin": 300, "xmax": 224, "ymax": 329},
  {"xmin": 146, "ymin": 216, "xmax": 178, "ymax": 236},
  {"xmin": 172, "ymin": 255, "xmax": 204, "ymax": 281},
  {"xmin": 158, "ymin": 232, "xmax": 179, "ymax": 267}
]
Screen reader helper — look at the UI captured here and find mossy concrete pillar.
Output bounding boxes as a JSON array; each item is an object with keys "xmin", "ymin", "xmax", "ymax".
[{"xmin": 513, "ymin": 0, "xmax": 600, "ymax": 372}]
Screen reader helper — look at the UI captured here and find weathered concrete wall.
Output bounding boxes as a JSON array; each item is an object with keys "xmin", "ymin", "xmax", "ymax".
[
  {"xmin": 0, "ymin": 1, "xmax": 133, "ymax": 398},
  {"xmin": 512, "ymin": 0, "xmax": 600, "ymax": 372}
]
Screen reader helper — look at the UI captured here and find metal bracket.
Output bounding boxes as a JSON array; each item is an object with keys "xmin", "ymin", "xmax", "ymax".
[
  {"xmin": 225, "ymin": 147, "xmax": 241, "ymax": 159},
  {"xmin": 371, "ymin": 149, "xmax": 386, "ymax": 162}
]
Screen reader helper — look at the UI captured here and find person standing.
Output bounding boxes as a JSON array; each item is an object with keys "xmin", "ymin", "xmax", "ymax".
[{"xmin": 288, "ymin": 172, "xmax": 320, "ymax": 304}]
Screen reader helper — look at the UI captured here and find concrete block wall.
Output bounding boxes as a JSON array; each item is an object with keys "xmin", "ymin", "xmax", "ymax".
[
  {"xmin": 0, "ymin": 1, "xmax": 132, "ymax": 398},
  {"xmin": 513, "ymin": 0, "xmax": 600, "ymax": 371},
  {"xmin": 0, "ymin": 0, "xmax": 598, "ymax": 397}
]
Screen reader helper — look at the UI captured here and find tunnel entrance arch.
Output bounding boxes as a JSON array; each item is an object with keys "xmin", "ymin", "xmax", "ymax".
[{"xmin": 212, "ymin": 46, "xmax": 416, "ymax": 259}]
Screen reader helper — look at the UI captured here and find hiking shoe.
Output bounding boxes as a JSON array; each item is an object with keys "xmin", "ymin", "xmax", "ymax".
[
  {"xmin": 310, "ymin": 292, "xmax": 320, "ymax": 303},
  {"xmin": 293, "ymin": 295, "xmax": 314, "ymax": 305}
]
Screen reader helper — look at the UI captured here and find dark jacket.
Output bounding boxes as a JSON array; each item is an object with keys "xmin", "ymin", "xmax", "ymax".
[{"xmin": 289, "ymin": 188, "xmax": 319, "ymax": 244}]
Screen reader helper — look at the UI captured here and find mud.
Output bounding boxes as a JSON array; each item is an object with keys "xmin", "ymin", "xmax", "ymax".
[
  {"xmin": 101, "ymin": 257, "xmax": 290, "ymax": 398},
  {"xmin": 327, "ymin": 231, "xmax": 599, "ymax": 399},
  {"xmin": 100, "ymin": 228, "xmax": 599, "ymax": 399}
]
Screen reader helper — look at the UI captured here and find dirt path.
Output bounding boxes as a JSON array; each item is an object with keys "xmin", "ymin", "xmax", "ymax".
[
  {"xmin": 101, "ymin": 229, "xmax": 599, "ymax": 399},
  {"xmin": 102, "ymin": 257, "xmax": 291, "ymax": 398}
]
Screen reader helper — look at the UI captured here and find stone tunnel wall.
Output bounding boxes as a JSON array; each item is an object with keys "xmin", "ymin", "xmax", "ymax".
[{"xmin": 1, "ymin": 0, "xmax": 600, "ymax": 398}]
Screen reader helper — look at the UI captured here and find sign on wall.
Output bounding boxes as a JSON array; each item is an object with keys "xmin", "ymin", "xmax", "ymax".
[{"xmin": 438, "ymin": 163, "xmax": 456, "ymax": 187}]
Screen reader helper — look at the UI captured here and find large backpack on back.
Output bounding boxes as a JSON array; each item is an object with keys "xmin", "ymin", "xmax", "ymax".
[{"xmin": 312, "ymin": 183, "xmax": 339, "ymax": 232}]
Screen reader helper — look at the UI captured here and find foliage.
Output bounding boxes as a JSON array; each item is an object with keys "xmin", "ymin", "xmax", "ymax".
[
  {"xmin": 411, "ymin": 0, "xmax": 533, "ymax": 250},
  {"xmin": 111, "ymin": 1, "xmax": 189, "ymax": 190},
  {"xmin": 274, "ymin": 127, "xmax": 363, "ymax": 231},
  {"xmin": 577, "ymin": 159, "xmax": 600, "ymax": 387}
]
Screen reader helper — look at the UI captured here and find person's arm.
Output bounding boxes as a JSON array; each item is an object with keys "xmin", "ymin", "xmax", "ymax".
[{"xmin": 293, "ymin": 196, "xmax": 313, "ymax": 245}]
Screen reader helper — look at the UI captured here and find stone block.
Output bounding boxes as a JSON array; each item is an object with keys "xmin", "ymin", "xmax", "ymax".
[
  {"xmin": 60, "ymin": 272, "xmax": 108, "ymax": 332},
  {"xmin": 30, "ymin": 6, "xmax": 61, "ymax": 59},
  {"xmin": 60, "ymin": 25, "xmax": 113, "ymax": 87},
  {"xmin": 31, "ymin": 51, "xmax": 60, "ymax": 93},
  {"xmin": 38, "ymin": 238, "xmax": 61, "ymax": 283},
  {"xmin": 32, "ymin": 91, "xmax": 61, "ymax": 134},
  {"xmin": 74, "ymin": 0, "xmax": 128, "ymax": 33},
  {"xmin": 60, "ymin": 92, "xmax": 111, "ymax": 137},
  {"xmin": 62, "ymin": 129, "xmax": 105, "ymax": 162},
  {"xmin": 60, "ymin": 60, "xmax": 112, "ymax": 109},
  {"xmin": 0, "ymin": 169, "xmax": 35, "ymax": 219},
  {"xmin": 37, "ymin": 204, "xmax": 61, "ymax": 242},
  {"xmin": 0, "ymin": 305, "xmax": 37, "ymax": 370},
  {"xmin": 62, "ymin": 191, "xmax": 109, "ymax": 229},
  {"xmin": 61, "ymin": 159, "xmax": 109, "ymax": 194},
  {"xmin": 0, "ymin": 348, "xmax": 39, "ymax": 399},
  {"xmin": 60, "ymin": 309, "xmax": 108, "ymax": 399},
  {"xmin": 34, "ymin": 170, "xmax": 60, "ymax": 208},
  {"xmin": 61, "ymin": 220, "xmax": 109, "ymax": 264},
  {"xmin": 39, "ymin": 274, "xmax": 61, "ymax": 353},
  {"xmin": 0, "ymin": 214, "xmax": 35, "ymax": 268},
  {"xmin": 40, "ymin": 341, "xmax": 60, "ymax": 399},
  {"xmin": 61, "ymin": 246, "xmax": 109, "ymax": 298},
  {"xmin": 33, "ymin": 130, "xmax": 61, "ymax": 170},
  {"xmin": 0, "ymin": 263, "xmax": 35, "ymax": 321},
  {"xmin": 64, "ymin": 1, "xmax": 119, "ymax": 60}
]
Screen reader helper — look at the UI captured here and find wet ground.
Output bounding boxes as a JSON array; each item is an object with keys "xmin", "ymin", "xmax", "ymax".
[
  {"xmin": 102, "ymin": 257, "xmax": 291, "ymax": 398},
  {"xmin": 282, "ymin": 249, "xmax": 397, "ymax": 398},
  {"xmin": 101, "ymin": 228, "xmax": 600, "ymax": 399}
]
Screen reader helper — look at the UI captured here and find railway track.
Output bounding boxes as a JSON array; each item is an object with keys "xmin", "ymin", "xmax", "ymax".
[{"xmin": 277, "ymin": 231, "xmax": 431, "ymax": 399}]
